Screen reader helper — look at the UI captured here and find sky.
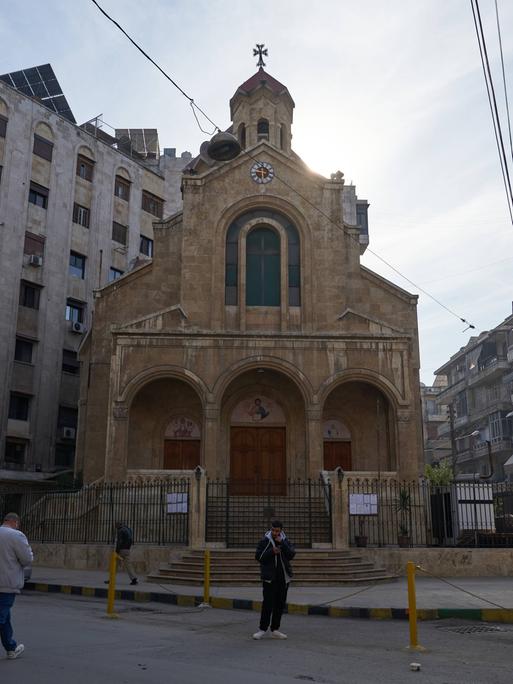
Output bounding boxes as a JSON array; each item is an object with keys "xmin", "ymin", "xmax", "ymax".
[{"xmin": 1, "ymin": 0, "xmax": 513, "ymax": 384}]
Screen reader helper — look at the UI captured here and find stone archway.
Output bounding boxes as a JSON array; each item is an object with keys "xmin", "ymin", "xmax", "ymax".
[
  {"xmin": 322, "ymin": 381, "xmax": 396, "ymax": 472},
  {"xmin": 219, "ymin": 367, "xmax": 307, "ymax": 493},
  {"xmin": 127, "ymin": 377, "xmax": 203, "ymax": 471}
]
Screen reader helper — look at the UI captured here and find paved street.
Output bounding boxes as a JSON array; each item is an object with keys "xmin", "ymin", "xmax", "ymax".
[{"xmin": 1, "ymin": 592, "xmax": 512, "ymax": 683}]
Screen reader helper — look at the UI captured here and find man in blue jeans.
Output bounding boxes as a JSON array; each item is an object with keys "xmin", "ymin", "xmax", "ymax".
[{"xmin": 0, "ymin": 512, "xmax": 33, "ymax": 659}]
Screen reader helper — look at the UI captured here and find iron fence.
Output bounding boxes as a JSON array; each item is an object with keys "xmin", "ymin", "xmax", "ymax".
[
  {"xmin": 0, "ymin": 480, "xmax": 190, "ymax": 545},
  {"xmin": 348, "ymin": 478, "xmax": 513, "ymax": 547},
  {"xmin": 206, "ymin": 478, "xmax": 332, "ymax": 548}
]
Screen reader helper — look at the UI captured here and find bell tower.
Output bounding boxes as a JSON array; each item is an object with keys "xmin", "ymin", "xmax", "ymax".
[{"xmin": 230, "ymin": 45, "xmax": 295, "ymax": 155}]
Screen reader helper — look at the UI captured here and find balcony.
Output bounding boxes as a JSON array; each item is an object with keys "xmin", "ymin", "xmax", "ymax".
[
  {"xmin": 436, "ymin": 377, "xmax": 466, "ymax": 401},
  {"xmin": 468, "ymin": 358, "xmax": 510, "ymax": 387}
]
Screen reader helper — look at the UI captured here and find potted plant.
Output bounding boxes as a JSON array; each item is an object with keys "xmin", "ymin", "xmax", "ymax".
[
  {"xmin": 396, "ymin": 487, "xmax": 412, "ymax": 548},
  {"xmin": 355, "ymin": 517, "xmax": 368, "ymax": 547}
]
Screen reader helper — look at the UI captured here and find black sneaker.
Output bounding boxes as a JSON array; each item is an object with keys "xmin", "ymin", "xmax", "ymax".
[{"xmin": 130, "ymin": 578, "xmax": 138, "ymax": 585}]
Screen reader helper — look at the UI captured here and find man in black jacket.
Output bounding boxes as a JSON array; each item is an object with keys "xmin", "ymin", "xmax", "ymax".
[
  {"xmin": 253, "ymin": 520, "xmax": 295, "ymax": 640},
  {"xmin": 105, "ymin": 522, "xmax": 138, "ymax": 586}
]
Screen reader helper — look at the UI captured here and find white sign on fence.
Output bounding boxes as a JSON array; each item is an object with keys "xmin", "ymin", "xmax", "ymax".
[
  {"xmin": 349, "ymin": 493, "xmax": 378, "ymax": 515},
  {"xmin": 167, "ymin": 492, "xmax": 188, "ymax": 514}
]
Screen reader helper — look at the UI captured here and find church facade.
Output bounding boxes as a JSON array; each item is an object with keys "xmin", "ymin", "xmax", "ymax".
[{"xmin": 76, "ymin": 66, "xmax": 423, "ymax": 490}]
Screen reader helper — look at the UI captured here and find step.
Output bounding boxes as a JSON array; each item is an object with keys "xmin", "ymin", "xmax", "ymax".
[{"xmin": 146, "ymin": 574, "xmax": 397, "ymax": 586}]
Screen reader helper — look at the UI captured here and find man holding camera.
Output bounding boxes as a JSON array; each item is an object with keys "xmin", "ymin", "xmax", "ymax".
[{"xmin": 253, "ymin": 520, "xmax": 295, "ymax": 640}]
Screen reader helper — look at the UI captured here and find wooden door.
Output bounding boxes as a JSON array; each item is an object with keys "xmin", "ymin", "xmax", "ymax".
[
  {"xmin": 230, "ymin": 427, "xmax": 286, "ymax": 495},
  {"xmin": 164, "ymin": 440, "xmax": 201, "ymax": 469},
  {"xmin": 323, "ymin": 441, "xmax": 352, "ymax": 471}
]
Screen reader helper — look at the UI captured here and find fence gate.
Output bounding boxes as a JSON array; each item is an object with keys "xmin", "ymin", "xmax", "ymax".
[{"xmin": 206, "ymin": 479, "xmax": 332, "ymax": 548}]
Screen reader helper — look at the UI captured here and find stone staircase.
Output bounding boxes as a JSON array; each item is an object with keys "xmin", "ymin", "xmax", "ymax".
[{"xmin": 147, "ymin": 549, "xmax": 397, "ymax": 586}]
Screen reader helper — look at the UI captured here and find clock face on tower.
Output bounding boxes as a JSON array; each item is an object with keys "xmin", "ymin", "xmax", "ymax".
[{"xmin": 250, "ymin": 161, "xmax": 274, "ymax": 184}]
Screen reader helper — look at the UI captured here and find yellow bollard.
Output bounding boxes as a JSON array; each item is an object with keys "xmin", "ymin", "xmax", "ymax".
[
  {"xmin": 198, "ymin": 549, "xmax": 211, "ymax": 608},
  {"xmin": 106, "ymin": 551, "xmax": 120, "ymax": 618},
  {"xmin": 406, "ymin": 561, "xmax": 425, "ymax": 651}
]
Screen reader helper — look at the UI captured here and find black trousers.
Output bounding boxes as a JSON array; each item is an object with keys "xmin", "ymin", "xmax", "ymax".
[{"xmin": 259, "ymin": 579, "xmax": 288, "ymax": 631}]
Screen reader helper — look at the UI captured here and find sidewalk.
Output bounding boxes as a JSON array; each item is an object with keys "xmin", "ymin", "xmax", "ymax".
[{"xmin": 23, "ymin": 566, "xmax": 513, "ymax": 621}]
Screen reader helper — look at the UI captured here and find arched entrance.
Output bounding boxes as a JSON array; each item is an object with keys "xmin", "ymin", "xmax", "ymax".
[
  {"xmin": 230, "ymin": 395, "xmax": 286, "ymax": 494},
  {"xmin": 163, "ymin": 417, "xmax": 201, "ymax": 469},
  {"xmin": 128, "ymin": 377, "xmax": 203, "ymax": 470},
  {"xmin": 323, "ymin": 381, "xmax": 396, "ymax": 471},
  {"xmin": 323, "ymin": 419, "xmax": 352, "ymax": 470},
  {"xmin": 219, "ymin": 367, "xmax": 307, "ymax": 494}
]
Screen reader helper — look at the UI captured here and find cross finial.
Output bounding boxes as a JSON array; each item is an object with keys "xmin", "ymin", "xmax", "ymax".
[{"xmin": 253, "ymin": 44, "xmax": 268, "ymax": 68}]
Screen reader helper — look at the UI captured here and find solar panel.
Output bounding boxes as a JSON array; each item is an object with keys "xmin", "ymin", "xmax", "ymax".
[{"xmin": 0, "ymin": 63, "xmax": 76, "ymax": 124}]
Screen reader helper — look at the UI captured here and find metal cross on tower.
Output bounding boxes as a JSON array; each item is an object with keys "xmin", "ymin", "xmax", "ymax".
[{"xmin": 253, "ymin": 44, "xmax": 268, "ymax": 68}]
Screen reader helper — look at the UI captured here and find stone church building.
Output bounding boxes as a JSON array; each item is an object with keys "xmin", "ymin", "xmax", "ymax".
[{"xmin": 76, "ymin": 65, "xmax": 423, "ymax": 490}]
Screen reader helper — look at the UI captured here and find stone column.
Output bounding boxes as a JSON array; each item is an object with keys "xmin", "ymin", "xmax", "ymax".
[
  {"xmin": 202, "ymin": 403, "xmax": 220, "ymax": 478},
  {"xmin": 189, "ymin": 469, "xmax": 207, "ymax": 549},
  {"xmin": 307, "ymin": 406, "xmax": 323, "ymax": 478},
  {"xmin": 330, "ymin": 473, "xmax": 349, "ymax": 549},
  {"xmin": 104, "ymin": 402, "xmax": 129, "ymax": 481},
  {"xmin": 396, "ymin": 410, "xmax": 418, "ymax": 480}
]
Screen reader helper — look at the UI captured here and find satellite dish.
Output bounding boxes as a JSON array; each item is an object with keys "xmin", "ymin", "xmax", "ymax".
[
  {"xmin": 199, "ymin": 141, "xmax": 216, "ymax": 166},
  {"xmin": 207, "ymin": 131, "xmax": 241, "ymax": 161}
]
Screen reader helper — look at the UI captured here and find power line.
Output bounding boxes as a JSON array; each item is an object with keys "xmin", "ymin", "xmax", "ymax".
[
  {"xmin": 494, "ymin": 0, "xmax": 513, "ymax": 167},
  {"xmin": 471, "ymin": 0, "xmax": 513, "ymax": 225},
  {"xmin": 90, "ymin": 0, "xmax": 476, "ymax": 332}
]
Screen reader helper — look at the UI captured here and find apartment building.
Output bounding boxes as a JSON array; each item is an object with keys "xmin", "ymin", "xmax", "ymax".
[
  {"xmin": 0, "ymin": 64, "xmax": 190, "ymax": 480},
  {"xmin": 434, "ymin": 309, "xmax": 513, "ymax": 480},
  {"xmin": 420, "ymin": 377, "xmax": 448, "ymax": 465}
]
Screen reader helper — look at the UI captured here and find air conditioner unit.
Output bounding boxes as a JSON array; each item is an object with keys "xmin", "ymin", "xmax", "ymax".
[
  {"xmin": 70, "ymin": 321, "xmax": 85, "ymax": 334},
  {"xmin": 62, "ymin": 427, "xmax": 76, "ymax": 440},
  {"xmin": 29, "ymin": 254, "xmax": 43, "ymax": 267}
]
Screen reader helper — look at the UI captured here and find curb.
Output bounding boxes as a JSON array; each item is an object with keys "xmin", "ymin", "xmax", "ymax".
[{"xmin": 23, "ymin": 582, "xmax": 513, "ymax": 623}]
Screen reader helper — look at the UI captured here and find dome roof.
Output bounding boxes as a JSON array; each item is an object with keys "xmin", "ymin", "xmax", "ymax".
[{"xmin": 230, "ymin": 67, "xmax": 294, "ymax": 108}]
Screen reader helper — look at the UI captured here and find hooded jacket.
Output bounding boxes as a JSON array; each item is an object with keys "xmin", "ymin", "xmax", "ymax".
[
  {"xmin": 0, "ymin": 525, "xmax": 34, "ymax": 594},
  {"xmin": 255, "ymin": 531, "xmax": 295, "ymax": 583}
]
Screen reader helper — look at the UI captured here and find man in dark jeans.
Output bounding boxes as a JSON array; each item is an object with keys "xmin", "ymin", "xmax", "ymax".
[
  {"xmin": 253, "ymin": 520, "xmax": 295, "ymax": 640},
  {"xmin": 105, "ymin": 522, "xmax": 137, "ymax": 586}
]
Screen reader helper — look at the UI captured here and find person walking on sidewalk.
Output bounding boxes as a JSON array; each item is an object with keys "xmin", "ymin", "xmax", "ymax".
[
  {"xmin": 0, "ymin": 512, "xmax": 33, "ymax": 660},
  {"xmin": 105, "ymin": 522, "xmax": 138, "ymax": 586},
  {"xmin": 253, "ymin": 519, "xmax": 295, "ymax": 640}
]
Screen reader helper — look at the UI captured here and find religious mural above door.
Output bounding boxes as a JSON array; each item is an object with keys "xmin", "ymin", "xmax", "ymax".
[
  {"xmin": 323, "ymin": 419, "xmax": 351, "ymax": 440},
  {"xmin": 231, "ymin": 396, "xmax": 285, "ymax": 425},
  {"xmin": 165, "ymin": 417, "xmax": 201, "ymax": 439}
]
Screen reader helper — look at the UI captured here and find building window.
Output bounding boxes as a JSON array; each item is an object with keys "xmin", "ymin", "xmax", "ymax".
[
  {"xmin": 57, "ymin": 405, "xmax": 78, "ymax": 430},
  {"xmin": 238, "ymin": 123, "xmax": 246, "ymax": 149},
  {"xmin": 225, "ymin": 209, "xmax": 300, "ymax": 307},
  {"xmin": 246, "ymin": 227, "xmax": 280, "ymax": 306},
  {"xmin": 141, "ymin": 190, "xmax": 163, "ymax": 218},
  {"xmin": 28, "ymin": 181, "xmax": 49, "ymax": 209},
  {"xmin": 65, "ymin": 299, "xmax": 84, "ymax": 323},
  {"xmin": 76, "ymin": 154, "xmax": 94, "ymax": 181},
  {"xmin": 24, "ymin": 231, "xmax": 45, "ymax": 256},
  {"xmin": 8, "ymin": 393, "xmax": 30, "ymax": 421},
  {"xmin": 112, "ymin": 221, "xmax": 128, "ymax": 245},
  {"xmin": 109, "ymin": 267, "xmax": 124, "ymax": 282},
  {"xmin": 19, "ymin": 281, "xmax": 41, "ymax": 309},
  {"xmin": 69, "ymin": 251, "xmax": 86, "ymax": 279},
  {"xmin": 257, "ymin": 118, "xmax": 269, "ymax": 141},
  {"xmin": 0, "ymin": 115, "xmax": 7, "ymax": 138},
  {"xmin": 72, "ymin": 203, "xmax": 90, "ymax": 228},
  {"xmin": 279, "ymin": 124, "xmax": 285, "ymax": 150},
  {"xmin": 33, "ymin": 134, "xmax": 53, "ymax": 162},
  {"xmin": 140, "ymin": 235, "xmax": 153, "ymax": 257},
  {"xmin": 14, "ymin": 338, "xmax": 34, "ymax": 364},
  {"xmin": 55, "ymin": 444, "xmax": 75, "ymax": 468},
  {"xmin": 114, "ymin": 175, "xmax": 130, "ymax": 201},
  {"xmin": 4, "ymin": 439, "xmax": 26, "ymax": 467},
  {"xmin": 62, "ymin": 349, "xmax": 80, "ymax": 374}
]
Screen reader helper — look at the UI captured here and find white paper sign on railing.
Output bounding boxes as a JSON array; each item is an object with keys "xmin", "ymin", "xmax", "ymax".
[
  {"xmin": 349, "ymin": 493, "xmax": 378, "ymax": 515},
  {"xmin": 167, "ymin": 492, "xmax": 188, "ymax": 513}
]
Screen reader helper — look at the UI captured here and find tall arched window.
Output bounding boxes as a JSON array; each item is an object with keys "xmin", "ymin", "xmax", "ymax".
[
  {"xmin": 225, "ymin": 209, "xmax": 301, "ymax": 307},
  {"xmin": 257, "ymin": 118, "xmax": 269, "ymax": 141},
  {"xmin": 238, "ymin": 123, "xmax": 246, "ymax": 149},
  {"xmin": 279, "ymin": 124, "xmax": 285, "ymax": 150},
  {"xmin": 246, "ymin": 227, "xmax": 280, "ymax": 306}
]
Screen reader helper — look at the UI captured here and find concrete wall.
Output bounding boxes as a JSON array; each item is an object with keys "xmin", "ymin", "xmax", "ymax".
[
  {"xmin": 31, "ymin": 542, "xmax": 184, "ymax": 575},
  {"xmin": 361, "ymin": 547, "xmax": 513, "ymax": 577}
]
